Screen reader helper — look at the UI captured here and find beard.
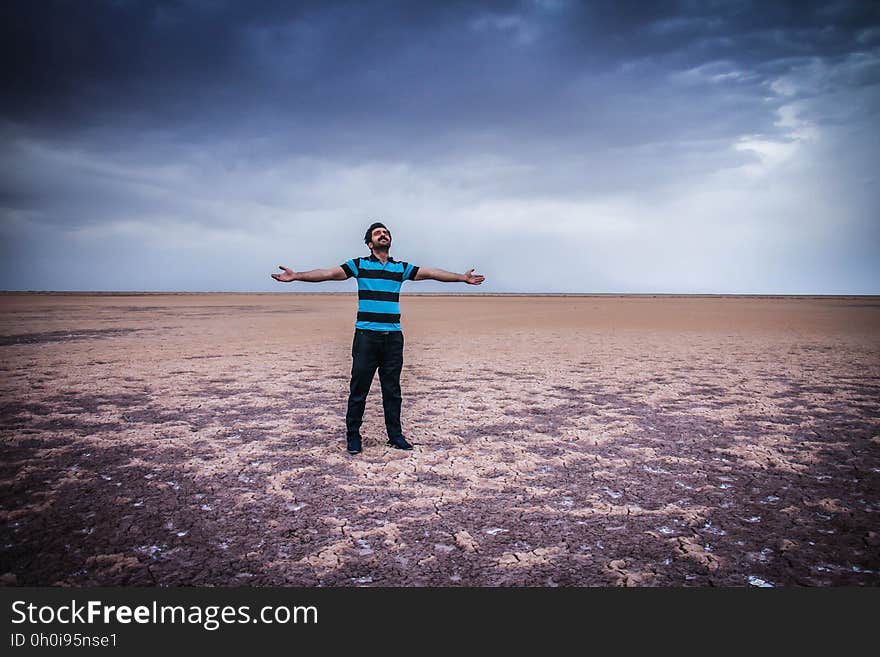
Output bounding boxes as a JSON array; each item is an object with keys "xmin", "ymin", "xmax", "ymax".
[{"xmin": 371, "ymin": 237, "xmax": 391, "ymax": 251}]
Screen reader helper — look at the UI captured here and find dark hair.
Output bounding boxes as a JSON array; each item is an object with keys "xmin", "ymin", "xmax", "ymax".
[{"xmin": 364, "ymin": 222, "xmax": 389, "ymax": 246}]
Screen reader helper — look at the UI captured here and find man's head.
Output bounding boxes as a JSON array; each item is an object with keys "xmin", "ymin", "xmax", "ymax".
[{"xmin": 364, "ymin": 222, "xmax": 391, "ymax": 253}]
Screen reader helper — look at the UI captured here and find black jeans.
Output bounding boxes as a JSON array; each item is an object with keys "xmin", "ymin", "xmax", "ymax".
[{"xmin": 346, "ymin": 329, "xmax": 405, "ymax": 440}]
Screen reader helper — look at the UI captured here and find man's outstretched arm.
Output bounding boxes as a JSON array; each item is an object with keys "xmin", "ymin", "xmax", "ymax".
[
  {"xmin": 271, "ymin": 265, "xmax": 348, "ymax": 283},
  {"xmin": 414, "ymin": 267, "xmax": 485, "ymax": 285}
]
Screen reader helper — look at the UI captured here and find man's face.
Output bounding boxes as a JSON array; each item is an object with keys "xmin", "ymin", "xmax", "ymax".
[{"xmin": 370, "ymin": 227, "xmax": 391, "ymax": 250}]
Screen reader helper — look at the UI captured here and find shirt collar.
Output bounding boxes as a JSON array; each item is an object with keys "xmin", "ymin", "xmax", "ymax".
[{"xmin": 367, "ymin": 254, "xmax": 395, "ymax": 263}]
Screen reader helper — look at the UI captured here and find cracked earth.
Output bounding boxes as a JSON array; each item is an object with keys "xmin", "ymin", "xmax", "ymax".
[{"xmin": 1, "ymin": 293, "xmax": 878, "ymax": 586}]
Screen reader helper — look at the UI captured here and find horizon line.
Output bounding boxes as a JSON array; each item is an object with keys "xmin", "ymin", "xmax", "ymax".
[{"xmin": 2, "ymin": 290, "xmax": 879, "ymax": 299}]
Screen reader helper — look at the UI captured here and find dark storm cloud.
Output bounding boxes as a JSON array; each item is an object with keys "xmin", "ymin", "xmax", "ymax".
[
  {"xmin": 564, "ymin": 1, "xmax": 880, "ymax": 63},
  {"xmin": 4, "ymin": 0, "xmax": 878, "ymax": 151},
  {"xmin": 1, "ymin": 1, "xmax": 510, "ymax": 126}
]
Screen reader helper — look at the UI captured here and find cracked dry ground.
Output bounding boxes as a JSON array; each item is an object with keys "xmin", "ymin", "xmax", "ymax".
[{"xmin": 1, "ymin": 293, "xmax": 879, "ymax": 587}]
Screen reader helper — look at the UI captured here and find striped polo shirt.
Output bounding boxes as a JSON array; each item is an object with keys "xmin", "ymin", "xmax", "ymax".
[{"xmin": 340, "ymin": 255, "xmax": 420, "ymax": 331}]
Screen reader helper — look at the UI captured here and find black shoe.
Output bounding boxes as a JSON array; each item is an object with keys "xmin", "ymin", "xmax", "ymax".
[
  {"xmin": 346, "ymin": 436, "xmax": 362, "ymax": 455},
  {"xmin": 387, "ymin": 435, "xmax": 413, "ymax": 450}
]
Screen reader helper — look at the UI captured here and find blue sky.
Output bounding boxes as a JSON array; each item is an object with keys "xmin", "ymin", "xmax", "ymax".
[{"xmin": 1, "ymin": 0, "xmax": 878, "ymax": 293}]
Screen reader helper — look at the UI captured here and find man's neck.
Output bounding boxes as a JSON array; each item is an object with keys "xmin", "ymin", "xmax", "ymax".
[{"xmin": 371, "ymin": 248, "xmax": 390, "ymax": 264}]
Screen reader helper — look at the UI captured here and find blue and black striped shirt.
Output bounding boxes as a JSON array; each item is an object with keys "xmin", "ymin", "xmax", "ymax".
[{"xmin": 340, "ymin": 255, "xmax": 420, "ymax": 331}]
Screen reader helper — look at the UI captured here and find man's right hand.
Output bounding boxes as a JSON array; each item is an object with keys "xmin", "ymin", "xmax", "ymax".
[{"xmin": 271, "ymin": 265, "xmax": 297, "ymax": 282}]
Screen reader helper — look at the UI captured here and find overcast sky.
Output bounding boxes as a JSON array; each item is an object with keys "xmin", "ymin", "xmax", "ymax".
[{"xmin": 1, "ymin": 0, "xmax": 878, "ymax": 293}]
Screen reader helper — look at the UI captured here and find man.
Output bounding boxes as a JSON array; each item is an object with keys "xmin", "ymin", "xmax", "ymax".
[{"xmin": 271, "ymin": 222, "xmax": 485, "ymax": 455}]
